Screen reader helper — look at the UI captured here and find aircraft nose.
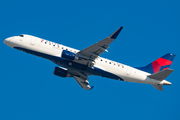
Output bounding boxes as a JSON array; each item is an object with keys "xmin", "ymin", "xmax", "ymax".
[
  {"xmin": 3, "ymin": 37, "xmax": 12, "ymax": 45},
  {"xmin": 3, "ymin": 39, "xmax": 7, "ymax": 44}
]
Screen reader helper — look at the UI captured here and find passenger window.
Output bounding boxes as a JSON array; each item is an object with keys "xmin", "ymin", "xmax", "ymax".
[{"xmin": 109, "ymin": 62, "xmax": 111, "ymax": 64}]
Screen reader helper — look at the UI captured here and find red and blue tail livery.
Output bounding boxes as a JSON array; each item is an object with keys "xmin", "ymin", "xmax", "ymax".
[{"xmin": 139, "ymin": 53, "xmax": 176, "ymax": 74}]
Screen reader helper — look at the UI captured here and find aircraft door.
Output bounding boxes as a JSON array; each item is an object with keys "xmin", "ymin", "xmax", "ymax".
[
  {"xmin": 126, "ymin": 66, "xmax": 131, "ymax": 75},
  {"xmin": 30, "ymin": 37, "xmax": 36, "ymax": 45}
]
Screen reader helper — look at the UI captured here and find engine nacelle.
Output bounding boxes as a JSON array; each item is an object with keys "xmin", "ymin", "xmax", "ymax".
[
  {"xmin": 61, "ymin": 50, "xmax": 79, "ymax": 60},
  {"xmin": 53, "ymin": 67, "xmax": 71, "ymax": 78}
]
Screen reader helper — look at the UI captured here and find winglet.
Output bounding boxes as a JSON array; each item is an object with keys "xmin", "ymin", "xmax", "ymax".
[
  {"xmin": 90, "ymin": 86, "xmax": 95, "ymax": 90},
  {"xmin": 109, "ymin": 26, "xmax": 123, "ymax": 39}
]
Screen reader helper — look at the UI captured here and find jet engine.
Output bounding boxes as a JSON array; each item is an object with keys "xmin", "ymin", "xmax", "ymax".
[
  {"xmin": 61, "ymin": 50, "xmax": 79, "ymax": 60},
  {"xmin": 53, "ymin": 67, "xmax": 71, "ymax": 77}
]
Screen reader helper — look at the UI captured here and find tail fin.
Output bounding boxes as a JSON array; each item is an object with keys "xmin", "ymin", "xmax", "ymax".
[{"xmin": 138, "ymin": 53, "xmax": 176, "ymax": 74}]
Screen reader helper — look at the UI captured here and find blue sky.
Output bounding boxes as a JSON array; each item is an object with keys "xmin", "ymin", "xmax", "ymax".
[{"xmin": 0, "ymin": 0, "xmax": 180, "ymax": 120}]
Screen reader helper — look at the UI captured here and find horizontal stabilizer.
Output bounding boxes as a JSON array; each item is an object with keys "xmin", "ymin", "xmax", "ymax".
[
  {"xmin": 148, "ymin": 69, "xmax": 174, "ymax": 81},
  {"xmin": 152, "ymin": 84, "xmax": 163, "ymax": 91}
]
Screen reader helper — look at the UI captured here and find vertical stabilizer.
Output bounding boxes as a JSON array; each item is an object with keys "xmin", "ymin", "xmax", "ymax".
[{"xmin": 139, "ymin": 53, "xmax": 176, "ymax": 74}]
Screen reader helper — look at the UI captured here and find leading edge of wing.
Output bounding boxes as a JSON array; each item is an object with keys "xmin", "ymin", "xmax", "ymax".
[{"xmin": 108, "ymin": 26, "xmax": 123, "ymax": 39}]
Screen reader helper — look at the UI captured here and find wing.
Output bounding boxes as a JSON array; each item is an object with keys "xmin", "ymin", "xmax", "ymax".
[
  {"xmin": 67, "ymin": 69, "xmax": 94, "ymax": 90},
  {"xmin": 65, "ymin": 27, "xmax": 123, "ymax": 90},
  {"xmin": 74, "ymin": 76, "xmax": 94, "ymax": 90},
  {"xmin": 77, "ymin": 27, "xmax": 123, "ymax": 61}
]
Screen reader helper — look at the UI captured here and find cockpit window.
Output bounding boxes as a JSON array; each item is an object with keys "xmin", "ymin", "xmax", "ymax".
[{"xmin": 19, "ymin": 35, "xmax": 24, "ymax": 37}]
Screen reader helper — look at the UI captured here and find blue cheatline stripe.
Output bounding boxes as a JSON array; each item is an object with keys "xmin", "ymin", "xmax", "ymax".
[
  {"xmin": 14, "ymin": 47, "xmax": 124, "ymax": 81},
  {"xmin": 92, "ymin": 67, "xmax": 124, "ymax": 81}
]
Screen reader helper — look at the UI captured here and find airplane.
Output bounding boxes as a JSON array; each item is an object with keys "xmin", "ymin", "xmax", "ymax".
[{"xmin": 3, "ymin": 27, "xmax": 176, "ymax": 91}]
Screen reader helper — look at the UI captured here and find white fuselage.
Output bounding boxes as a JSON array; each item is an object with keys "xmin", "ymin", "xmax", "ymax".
[{"xmin": 3, "ymin": 34, "xmax": 166, "ymax": 86}]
